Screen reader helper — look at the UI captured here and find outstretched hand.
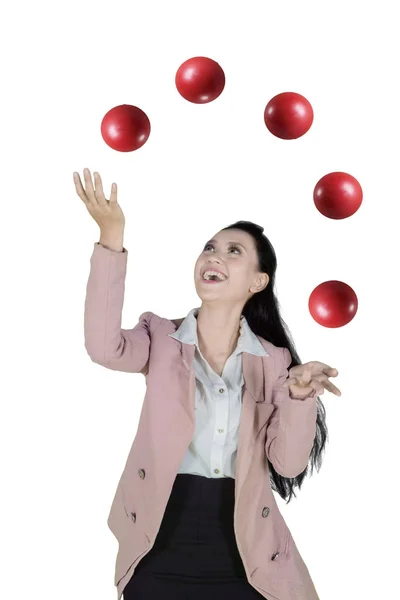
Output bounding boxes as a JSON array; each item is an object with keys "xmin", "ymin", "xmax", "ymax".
[{"xmin": 282, "ymin": 361, "xmax": 341, "ymax": 400}]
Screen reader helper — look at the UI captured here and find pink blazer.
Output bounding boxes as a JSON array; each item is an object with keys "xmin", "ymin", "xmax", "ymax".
[{"xmin": 84, "ymin": 243, "xmax": 320, "ymax": 600}]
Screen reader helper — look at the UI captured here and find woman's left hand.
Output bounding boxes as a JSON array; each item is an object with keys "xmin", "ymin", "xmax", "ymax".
[{"xmin": 282, "ymin": 361, "xmax": 341, "ymax": 400}]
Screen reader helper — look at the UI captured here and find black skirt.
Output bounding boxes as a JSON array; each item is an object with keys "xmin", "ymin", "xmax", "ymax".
[{"xmin": 123, "ymin": 473, "xmax": 265, "ymax": 599}]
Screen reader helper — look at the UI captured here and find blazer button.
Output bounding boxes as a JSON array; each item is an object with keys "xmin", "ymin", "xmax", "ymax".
[
  {"xmin": 138, "ymin": 469, "xmax": 146, "ymax": 479},
  {"xmin": 262, "ymin": 507, "xmax": 270, "ymax": 518},
  {"xmin": 130, "ymin": 512, "xmax": 136, "ymax": 523}
]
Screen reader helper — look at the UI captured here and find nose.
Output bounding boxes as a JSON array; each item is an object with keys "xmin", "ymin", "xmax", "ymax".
[{"xmin": 207, "ymin": 259, "xmax": 222, "ymax": 269}]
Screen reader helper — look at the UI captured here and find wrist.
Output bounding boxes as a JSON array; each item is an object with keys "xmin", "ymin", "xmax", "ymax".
[{"xmin": 99, "ymin": 230, "xmax": 124, "ymax": 252}]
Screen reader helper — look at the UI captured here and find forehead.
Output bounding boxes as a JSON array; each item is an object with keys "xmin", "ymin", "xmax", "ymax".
[{"xmin": 209, "ymin": 229, "xmax": 253, "ymax": 247}]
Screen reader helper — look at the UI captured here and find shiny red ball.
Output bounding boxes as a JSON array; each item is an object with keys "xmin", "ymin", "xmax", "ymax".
[
  {"xmin": 309, "ymin": 281, "xmax": 358, "ymax": 328},
  {"xmin": 175, "ymin": 56, "xmax": 225, "ymax": 104},
  {"xmin": 264, "ymin": 92, "xmax": 314, "ymax": 139},
  {"xmin": 101, "ymin": 104, "xmax": 151, "ymax": 152},
  {"xmin": 313, "ymin": 172, "xmax": 363, "ymax": 219}
]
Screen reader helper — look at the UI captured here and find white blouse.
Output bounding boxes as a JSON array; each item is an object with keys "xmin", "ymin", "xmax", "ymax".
[{"xmin": 168, "ymin": 307, "xmax": 269, "ymax": 480}]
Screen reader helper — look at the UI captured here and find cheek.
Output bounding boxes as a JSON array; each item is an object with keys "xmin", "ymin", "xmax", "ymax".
[
  {"xmin": 229, "ymin": 270, "xmax": 252, "ymax": 290},
  {"xmin": 194, "ymin": 259, "xmax": 202, "ymax": 277},
  {"xmin": 228, "ymin": 264, "xmax": 245, "ymax": 279}
]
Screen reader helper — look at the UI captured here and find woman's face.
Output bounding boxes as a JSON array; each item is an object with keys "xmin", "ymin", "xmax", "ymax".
[{"xmin": 194, "ymin": 228, "xmax": 268, "ymax": 305}]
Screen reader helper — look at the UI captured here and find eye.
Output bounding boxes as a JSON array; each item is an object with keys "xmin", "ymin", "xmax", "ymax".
[{"xmin": 204, "ymin": 243, "xmax": 241, "ymax": 254}]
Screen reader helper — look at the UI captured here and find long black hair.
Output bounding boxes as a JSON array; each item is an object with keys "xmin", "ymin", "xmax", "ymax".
[{"xmin": 222, "ymin": 220, "xmax": 328, "ymax": 504}]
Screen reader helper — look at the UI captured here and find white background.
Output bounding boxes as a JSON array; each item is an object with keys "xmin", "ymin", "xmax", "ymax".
[{"xmin": 1, "ymin": 0, "xmax": 399, "ymax": 598}]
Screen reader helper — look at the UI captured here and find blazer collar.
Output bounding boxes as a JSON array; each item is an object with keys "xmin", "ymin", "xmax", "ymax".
[
  {"xmin": 167, "ymin": 307, "xmax": 269, "ymax": 358},
  {"xmin": 167, "ymin": 307, "xmax": 270, "ymax": 404}
]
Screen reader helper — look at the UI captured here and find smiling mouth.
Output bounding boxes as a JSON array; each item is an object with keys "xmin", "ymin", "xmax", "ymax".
[{"xmin": 201, "ymin": 276, "xmax": 227, "ymax": 284}]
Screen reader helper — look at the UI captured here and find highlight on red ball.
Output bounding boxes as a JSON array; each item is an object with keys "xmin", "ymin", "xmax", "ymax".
[
  {"xmin": 264, "ymin": 92, "xmax": 314, "ymax": 139},
  {"xmin": 175, "ymin": 56, "xmax": 225, "ymax": 104},
  {"xmin": 308, "ymin": 281, "xmax": 358, "ymax": 328},
  {"xmin": 313, "ymin": 172, "xmax": 363, "ymax": 219},
  {"xmin": 100, "ymin": 104, "xmax": 151, "ymax": 152}
]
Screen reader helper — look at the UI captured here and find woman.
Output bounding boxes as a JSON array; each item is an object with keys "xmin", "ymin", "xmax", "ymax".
[{"xmin": 73, "ymin": 168, "xmax": 341, "ymax": 600}]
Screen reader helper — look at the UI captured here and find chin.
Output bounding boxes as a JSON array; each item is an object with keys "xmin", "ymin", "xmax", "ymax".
[{"xmin": 195, "ymin": 286, "xmax": 222, "ymax": 302}]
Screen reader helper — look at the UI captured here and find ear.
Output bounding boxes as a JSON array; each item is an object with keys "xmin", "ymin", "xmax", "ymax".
[{"xmin": 250, "ymin": 273, "xmax": 269, "ymax": 293}]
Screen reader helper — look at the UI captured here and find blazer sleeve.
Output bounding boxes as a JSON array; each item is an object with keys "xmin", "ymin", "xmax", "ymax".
[
  {"xmin": 265, "ymin": 346, "xmax": 318, "ymax": 478},
  {"xmin": 84, "ymin": 242, "xmax": 154, "ymax": 374}
]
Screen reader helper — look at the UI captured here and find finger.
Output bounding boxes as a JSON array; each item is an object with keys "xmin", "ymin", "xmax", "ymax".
[
  {"xmin": 284, "ymin": 379, "xmax": 315, "ymax": 393},
  {"xmin": 321, "ymin": 363, "xmax": 339, "ymax": 377},
  {"xmin": 322, "ymin": 379, "xmax": 342, "ymax": 396},
  {"xmin": 306, "ymin": 362, "xmax": 339, "ymax": 376},
  {"xmin": 92, "ymin": 172, "xmax": 108, "ymax": 207},
  {"xmin": 306, "ymin": 373, "xmax": 341, "ymax": 396},
  {"xmin": 288, "ymin": 362, "xmax": 315, "ymax": 379},
  {"xmin": 73, "ymin": 172, "xmax": 89, "ymax": 205},
  {"xmin": 298, "ymin": 368, "xmax": 312, "ymax": 386},
  {"xmin": 83, "ymin": 168, "xmax": 98, "ymax": 206},
  {"xmin": 324, "ymin": 367, "xmax": 339, "ymax": 377},
  {"xmin": 282, "ymin": 377, "xmax": 300, "ymax": 388},
  {"xmin": 312, "ymin": 373, "xmax": 341, "ymax": 396},
  {"xmin": 284, "ymin": 376, "xmax": 310, "ymax": 388},
  {"xmin": 309, "ymin": 380, "xmax": 325, "ymax": 395},
  {"xmin": 310, "ymin": 373, "xmax": 341, "ymax": 395},
  {"xmin": 109, "ymin": 182, "xmax": 118, "ymax": 203}
]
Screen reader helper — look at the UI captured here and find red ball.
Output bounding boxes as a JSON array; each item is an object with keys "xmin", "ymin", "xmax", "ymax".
[
  {"xmin": 101, "ymin": 104, "xmax": 151, "ymax": 152},
  {"xmin": 264, "ymin": 92, "xmax": 314, "ymax": 139},
  {"xmin": 175, "ymin": 56, "xmax": 225, "ymax": 104},
  {"xmin": 309, "ymin": 281, "xmax": 358, "ymax": 328},
  {"xmin": 313, "ymin": 172, "xmax": 363, "ymax": 219}
]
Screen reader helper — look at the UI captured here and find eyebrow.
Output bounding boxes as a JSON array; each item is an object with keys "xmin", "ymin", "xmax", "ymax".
[{"xmin": 205, "ymin": 239, "xmax": 246, "ymax": 250}]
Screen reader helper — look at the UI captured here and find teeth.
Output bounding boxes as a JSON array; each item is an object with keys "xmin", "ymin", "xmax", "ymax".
[{"xmin": 203, "ymin": 270, "xmax": 227, "ymax": 281}]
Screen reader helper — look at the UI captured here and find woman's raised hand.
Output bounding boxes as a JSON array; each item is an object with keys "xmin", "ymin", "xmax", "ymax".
[{"xmin": 73, "ymin": 168, "xmax": 125, "ymax": 235}]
